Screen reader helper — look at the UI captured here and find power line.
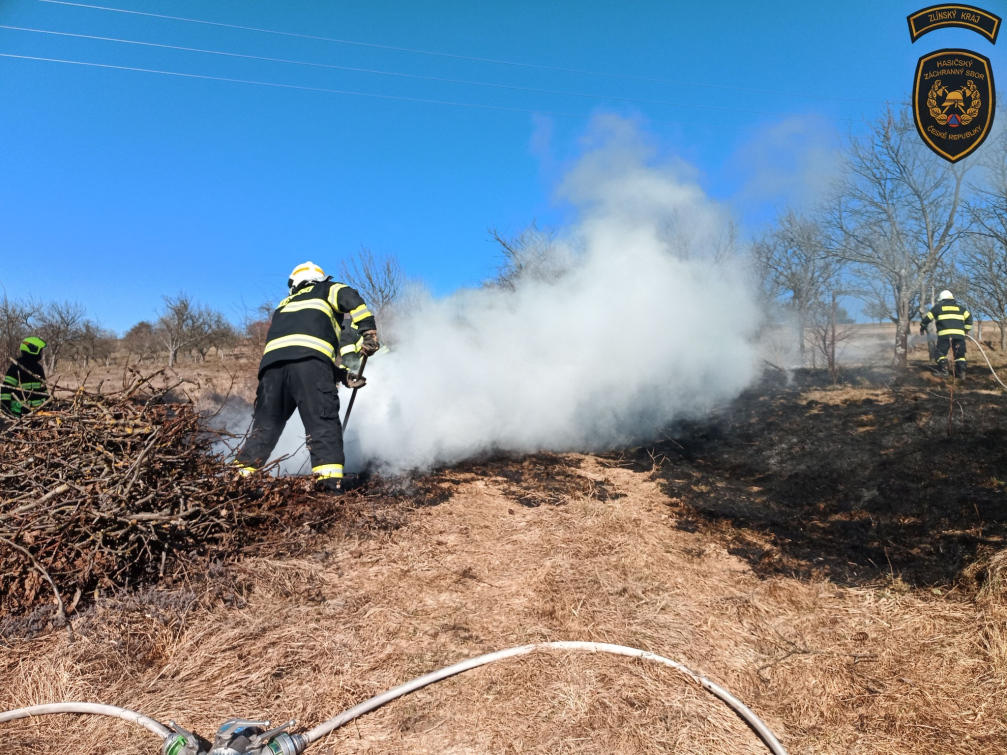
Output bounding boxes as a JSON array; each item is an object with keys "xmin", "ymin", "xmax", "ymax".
[
  {"xmin": 35, "ymin": 0, "xmax": 883, "ymax": 105},
  {"xmin": 0, "ymin": 51, "xmax": 791, "ymax": 133},
  {"xmin": 0, "ymin": 25, "xmax": 855, "ymax": 123}
]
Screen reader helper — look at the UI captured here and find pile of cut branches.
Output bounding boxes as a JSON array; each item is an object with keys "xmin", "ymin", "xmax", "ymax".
[{"xmin": 0, "ymin": 374, "xmax": 345, "ymax": 620}]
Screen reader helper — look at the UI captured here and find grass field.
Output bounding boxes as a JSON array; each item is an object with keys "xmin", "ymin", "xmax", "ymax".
[{"xmin": 4, "ymin": 347, "xmax": 1007, "ymax": 753}]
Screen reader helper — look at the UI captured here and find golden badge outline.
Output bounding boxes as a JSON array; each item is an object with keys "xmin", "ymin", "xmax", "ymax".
[
  {"xmin": 913, "ymin": 49, "xmax": 996, "ymax": 163},
  {"xmin": 907, "ymin": 4, "xmax": 1001, "ymax": 44}
]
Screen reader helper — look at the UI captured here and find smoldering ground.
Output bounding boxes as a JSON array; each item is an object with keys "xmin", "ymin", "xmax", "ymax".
[{"xmin": 240, "ymin": 117, "xmax": 764, "ymax": 474}]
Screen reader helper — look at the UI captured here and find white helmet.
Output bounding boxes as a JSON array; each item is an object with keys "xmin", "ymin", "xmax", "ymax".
[
  {"xmin": 939, "ymin": 289, "xmax": 954, "ymax": 301},
  {"xmin": 288, "ymin": 261, "xmax": 326, "ymax": 293}
]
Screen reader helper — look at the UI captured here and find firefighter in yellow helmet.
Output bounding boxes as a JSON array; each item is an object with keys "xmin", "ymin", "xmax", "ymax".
[
  {"xmin": 2, "ymin": 336, "xmax": 49, "ymax": 418},
  {"xmin": 234, "ymin": 262, "xmax": 379, "ymax": 493},
  {"xmin": 920, "ymin": 290, "xmax": 972, "ymax": 377}
]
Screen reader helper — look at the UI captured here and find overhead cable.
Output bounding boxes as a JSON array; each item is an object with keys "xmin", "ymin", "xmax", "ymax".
[
  {"xmin": 0, "ymin": 25, "xmax": 854, "ymax": 123},
  {"xmin": 35, "ymin": 0, "xmax": 882, "ymax": 105},
  {"xmin": 0, "ymin": 51, "xmax": 855, "ymax": 134}
]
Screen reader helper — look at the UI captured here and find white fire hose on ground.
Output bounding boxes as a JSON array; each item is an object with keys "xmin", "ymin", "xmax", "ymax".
[
  {"xmin": 0, "ymin": 641, "xmax": 787, "ymax": 754},
  {"xmin": 966, "ymin": 335, "xmax": 1007, "ymax": 389}
]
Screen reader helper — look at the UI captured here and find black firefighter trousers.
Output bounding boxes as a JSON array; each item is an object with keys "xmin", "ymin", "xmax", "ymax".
[
  {"xmin": 936, "ymin": 336, "xmax": 967, "ymax": 374},
  {"xmin": 236, "ymin": 358, "xmax": 344, "ymax": 479}
]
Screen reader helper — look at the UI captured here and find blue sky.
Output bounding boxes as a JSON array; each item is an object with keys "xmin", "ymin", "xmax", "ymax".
[{"xmin": 1, "ymin": 0, "xmax": 1005, "ymax": 331}]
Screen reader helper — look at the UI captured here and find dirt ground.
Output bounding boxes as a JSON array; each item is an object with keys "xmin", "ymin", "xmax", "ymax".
[{"xmin": 4, "ymin": 353, "xmax": 1007, "ymax": 753}]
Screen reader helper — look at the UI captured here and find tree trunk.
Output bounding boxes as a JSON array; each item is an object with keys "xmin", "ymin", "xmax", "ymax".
[
  {"xmin": 894, "ymin": 297, "xmax": 910, "ymax": 369},
  {"xmin": 1000, "ymin": 319, "xmax": 1007, "ymax": 351},
  {"xmin": 829, "ymin": 293, "xmax": 838, "ymax": 382},
  {"xmin": 168, "ymin": 347, "xmax": 177, "ymax": 367}
]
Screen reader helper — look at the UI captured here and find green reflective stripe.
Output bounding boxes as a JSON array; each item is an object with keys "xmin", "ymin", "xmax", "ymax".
[
  {"xmin": 263, "ymin": 334, "xmax": 336, "ymax": 361},
  {"xmin": 312, "ymin": 463, "xmax": 343, "ymax": 479},
  {"xmin": 937, "ymin": 329, "xmax": 966, "ymax": 336},
  {"xmin": 21, "ymin": 382, "xmax": 43, "ymax": 390},
  {"xmin": 3, "ymin": 375, "xmax": 16, "ymax": 385}
]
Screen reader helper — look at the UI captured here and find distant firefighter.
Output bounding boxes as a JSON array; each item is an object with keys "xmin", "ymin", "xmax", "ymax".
[
  {"xmin": 920, "ymin": 290, "xmax": 972, "ymax": 377},
  {"xmin": 1, "ymin": 337, "xmax": 48, "ymax": 417},
  {"xmin": 234, "ymin": 261, "xmax": 380, "ymax": 493}
]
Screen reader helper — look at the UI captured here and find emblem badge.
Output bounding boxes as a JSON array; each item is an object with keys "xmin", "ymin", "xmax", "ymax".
[
  {"xmin": 913, "ymin": 48, "xmax": 995, "ymax": 162},
  {"xmin": 907, "ymin": 4, "xmax": 1001, "ymax": 43}
]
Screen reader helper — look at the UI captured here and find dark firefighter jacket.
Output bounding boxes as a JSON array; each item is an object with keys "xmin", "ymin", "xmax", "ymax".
[
  {"xmin": 259, "ymin": 278, "xmax": 376, "ymax": 377},
  {"xmin": 922, "ymin": 300, "xmax": 973, "ymax": 338},
  {"xmin": 1, "ymin": 354, "xmax": 48, "ymax": 416}
]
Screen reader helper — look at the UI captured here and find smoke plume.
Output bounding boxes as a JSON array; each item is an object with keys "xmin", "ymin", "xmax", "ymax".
[{"xmin": 266, "ymin": 117, "xmax": 762, "ymax": 474}]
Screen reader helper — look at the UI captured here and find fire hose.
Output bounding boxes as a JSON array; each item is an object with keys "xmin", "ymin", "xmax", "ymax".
[
  {"xmin": 0, "ymin": 641, "xmax": 788, "ymax": 754},
  {"xmin": 966, "ymin": 334, "xmax": 1007, "ymax": 390}
]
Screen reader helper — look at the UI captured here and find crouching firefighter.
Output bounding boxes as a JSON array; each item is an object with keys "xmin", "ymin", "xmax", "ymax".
[
  {"xmin": 234, "ymin": 261, "xmax": 380, "ymax": 493},
  {"xmin": 1, "ymin": 336, "xmax": 48, "ymax": 418},
  {"xmin": 920, "ymin": 290, "xmax": 972, "ymax": 377}
]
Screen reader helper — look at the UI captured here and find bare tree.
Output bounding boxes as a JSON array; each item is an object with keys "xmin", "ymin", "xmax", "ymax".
[
  {"xmin": 809, "ymin": 292, "xmax": 856, "ymax": 382},
  {"xmin": 487, "ymin": 222, "xmax": 569, "ymax": 290},
  {"xmin": 156, "ymin": 294, "xmax": 202, "ymax": 367},
  {"xmin": 242, "ymin": 301, "xmax": 275, "ymax": 358},
  {"xmin": 123, "ymin": 321, "xmax": 158, "ymax": 365},
  {"xmin": 192, "ymin": 308, "xmax": 236, "ymax": 362},
  {"xmin": 0, "ymin": 292, "xmax": 41, "ymax": 364},
  {"xmin": 338, "ymin": 247, "xmax": 405, "ymax": 321},
  {"xmin": 828, "ymin": 105, "xmax": 968, "ymax": 368},
  {"xmin": 68, "ymin": 320, "xmax": 117, "ymax": 367},
  {"xmin": 753, "ymin": 211, "xmax": 842, "ymax": 363},
  {"xmin": 962, "ymin": 130, "xmax": 1007, "ymax": 350},
  {"xmin": 36, "ymin": 300, "xmax": 86, "ymax": 373}
]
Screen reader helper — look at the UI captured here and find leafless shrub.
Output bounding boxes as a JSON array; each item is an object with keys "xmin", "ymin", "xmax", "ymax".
[
  {"xmin": 487, "ymin": 222, "xmax": 570, "ymax": 290},
  {"xmin": 338, "ymin": 246, "xmax": 406, "ymax": 322}
]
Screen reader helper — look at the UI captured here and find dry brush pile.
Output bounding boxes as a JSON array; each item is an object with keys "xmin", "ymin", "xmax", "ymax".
[{"xmin": 0, "ymin": 373, "xmax": 403, "ymax": 626}]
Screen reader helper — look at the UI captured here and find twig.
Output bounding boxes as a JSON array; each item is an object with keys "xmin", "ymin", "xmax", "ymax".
[{"xmin": 0, "ymin": 535, "xmax": 67, "ymax": 624}]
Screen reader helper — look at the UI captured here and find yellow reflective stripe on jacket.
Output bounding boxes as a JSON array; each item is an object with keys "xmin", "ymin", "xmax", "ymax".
[
  {"xmin": 263, "ymin": 334, "xmax": 336, "ymax": 362},
  {"xmin": 278, "ymin": 298, "xmax": 341, "ymax": 337},
  {"xmin": 937, "ymin": 329, "xmax": 967, "ymax": 336},
  {"xmin": 339, "ymin": 340, "xmax": 362, "ymax": 356},
  {"xmin": 327, "ymin": 283, "xmax": 347, "ymax": 311},
  {"xmin": 349, "ymin": 303, "xmax": 373, "ymax": 324},
  {"xmin": 939, "ymin": 313, "xmax": 965, "ymax": 320},
  {"xmin": 312, "ymin": 463, "xmax": 343, "ymax": 479}
]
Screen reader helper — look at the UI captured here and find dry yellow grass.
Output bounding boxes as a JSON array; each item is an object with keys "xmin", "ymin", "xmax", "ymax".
[{"xmin": 3, "ymin": 458, "xmax": 1007, "ymax": 753}]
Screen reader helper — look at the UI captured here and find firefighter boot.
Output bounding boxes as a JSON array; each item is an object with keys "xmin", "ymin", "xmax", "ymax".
[{"xmin": 317, "ymin": 477, "xmax": 344, "ymax": 496}]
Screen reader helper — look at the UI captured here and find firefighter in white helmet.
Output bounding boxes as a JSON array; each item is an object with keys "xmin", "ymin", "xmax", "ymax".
[
  {"xmin": 920, "ymin": 290, "xmax": 972, "ymax": 377},
  {"xmin": 234, "ymin": 261, "xmax": 380, "ymax": 492}
]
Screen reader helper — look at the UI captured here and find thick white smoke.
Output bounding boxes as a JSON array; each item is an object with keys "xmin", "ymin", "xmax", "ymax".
[{"xmin": 266, "ymin": 117, "xmax": 762, "ymax": 474}]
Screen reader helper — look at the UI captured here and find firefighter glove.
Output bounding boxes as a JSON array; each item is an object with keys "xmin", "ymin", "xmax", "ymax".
[
  {"xmin": 360, "ymin": 330, "xmax": 380, "ymax": 356},
  {"xmin": 340, "ymin": 370, "xmax": 367, "ymax": 390}
]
